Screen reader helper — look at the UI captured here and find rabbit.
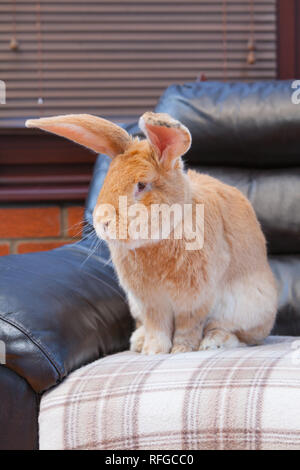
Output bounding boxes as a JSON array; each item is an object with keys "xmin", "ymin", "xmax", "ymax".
[{"xmin": 26, "ymin": 112, "xmax": 278, "ymax": 354}]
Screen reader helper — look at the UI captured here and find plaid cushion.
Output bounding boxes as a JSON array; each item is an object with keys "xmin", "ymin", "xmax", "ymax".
[{"xmin": 39, "ymin": 336, "xmax": 300, "ymax": 450}]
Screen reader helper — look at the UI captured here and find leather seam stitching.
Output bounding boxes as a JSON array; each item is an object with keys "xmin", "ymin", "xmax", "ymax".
[{"xmin": 0, "ymin": 315, "xmax": 63, "ymax": 380}]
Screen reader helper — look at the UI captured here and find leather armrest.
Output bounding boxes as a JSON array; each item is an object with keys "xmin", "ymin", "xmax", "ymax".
[
  {"xmin": 0, "ymin": 241, "xmax": 132, "ymax": 393},
  {"xmin": 0, "ymin": 365, "xmax": 39, "ymax": 450}
]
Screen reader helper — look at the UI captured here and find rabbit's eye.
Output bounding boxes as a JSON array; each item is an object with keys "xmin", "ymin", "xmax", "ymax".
[
  {"xmin": 137, "ymin": 182, "xmax": 147, "ymax": 192},
  {"xmin": 135, "ymin": 181, "xmax": 151, "ymax": 198}
]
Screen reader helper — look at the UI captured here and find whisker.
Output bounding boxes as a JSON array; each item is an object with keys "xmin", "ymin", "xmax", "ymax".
[
  {"xmin": 85, "ymin": 271, "xmax": 126, "ymax": 302},
  {"xmin": 79, "ymin": 230, "xmax": 98, "ymax": 244},
  {"xmin": 80, "ymin": 232, "xmax": 102, "ymax": 268}
]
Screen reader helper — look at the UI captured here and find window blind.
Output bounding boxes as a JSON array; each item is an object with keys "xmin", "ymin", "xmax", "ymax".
[{"xmin": 0, "ymin": 0, "xmax": 277, "ymax": 125}]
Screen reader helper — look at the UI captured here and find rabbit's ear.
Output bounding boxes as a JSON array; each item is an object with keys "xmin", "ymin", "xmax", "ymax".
[
  {"xmin": 139, "ymin": 112, "xmax": 191, "ymax": 168},
  {"xmin": 26, "ymin": 114, "xmax": 131, "ymax": 158}
]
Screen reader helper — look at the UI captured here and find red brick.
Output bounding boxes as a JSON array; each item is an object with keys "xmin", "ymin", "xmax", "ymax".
[
  {"xmin": 0, "ymin": 243, "xmax": 10, "ymax": 256},
  {"xmin": 17, "ymin": 240, "xmax": 73, "ymax": 254},
  {"xmin": 0, "ymin": 207, "xmax": 60, "ymax": 238},
  {"xmin": 67, "ymin": 206, "xmax": 85, "ymax": 238}
]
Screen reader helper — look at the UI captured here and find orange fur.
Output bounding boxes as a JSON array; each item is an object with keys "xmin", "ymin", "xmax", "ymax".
[
  {"xmin": 26, "ymin": 114, "xmax": 131, "ymax": 157},
  {"xmin": 26, "ymin": 112, "xmax": 278, "ymax": 354},
  {"xmin": 95, "ymin": 142, "xmax": 277, "ymax": 354}
]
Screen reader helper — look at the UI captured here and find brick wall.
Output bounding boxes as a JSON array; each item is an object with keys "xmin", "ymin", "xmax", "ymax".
[{"xmin": 0, "ymin": 204, "xmax": 84, "ymax": 256}]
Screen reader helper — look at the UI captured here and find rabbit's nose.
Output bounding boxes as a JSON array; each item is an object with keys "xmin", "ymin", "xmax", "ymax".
[{"xmin": 103, "ymin": 221, "xmax": 109, "ymax": 231}]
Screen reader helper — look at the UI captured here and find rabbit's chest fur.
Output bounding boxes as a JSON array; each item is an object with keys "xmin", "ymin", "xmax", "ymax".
[
  {"xmin": 109, "ymin": 177, "xmax": 233, "ymax": 309},
  {"xmin": 109, "ymin": 238, "xmax": 214, "ymax": 309}
]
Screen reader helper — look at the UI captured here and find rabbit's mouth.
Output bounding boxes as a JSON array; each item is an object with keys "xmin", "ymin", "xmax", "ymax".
[
  {"xmin": 93, "ymin": 216, "xmax": 164, "ymax": 250},
  {"xmin": 94, "ymin": 225, "xmax": 161, "ymax": 249},
  {"xmin": 93, "ymin": 199, "xmax": 188, "ymax": 248}
]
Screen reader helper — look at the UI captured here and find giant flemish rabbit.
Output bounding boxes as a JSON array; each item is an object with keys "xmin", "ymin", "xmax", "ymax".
[{"xmin": 26, "ymin": 113, "xmax": 277, "ymax": 354}]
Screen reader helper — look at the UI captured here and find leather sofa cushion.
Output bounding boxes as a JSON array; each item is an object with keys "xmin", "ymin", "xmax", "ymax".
[
  {"xmin": 155, "ymin": 81, "xmax": 300, "ymax": 167},
  {"xmin": 270, "ymin": 255, "xmax": 300, "ymax": 336},
  {"xmin": 194, "ymin": 166, "xmax": 300, "ymax": 254},
  {"xmin": 0, "ymin": 243, "xmax": 131, "ymax": 394}
]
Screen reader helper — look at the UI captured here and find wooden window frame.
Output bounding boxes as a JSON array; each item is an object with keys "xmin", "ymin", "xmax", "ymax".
[
  {"xmin": 0, "ymin": 126, "xmax": 97, "ymax": 202},
  {"xmin": 277, "ymin": 0, "xmax": 300, "ymax": 78}
]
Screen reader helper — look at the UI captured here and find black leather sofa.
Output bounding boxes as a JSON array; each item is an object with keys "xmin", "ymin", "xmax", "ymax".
[{"xmin": 0, "ymin": 81, "xmax": 299, "ymax": 450}]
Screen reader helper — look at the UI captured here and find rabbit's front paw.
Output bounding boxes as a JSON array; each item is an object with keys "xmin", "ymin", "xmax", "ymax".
[
  {"xmin": 199, "ymin": 329, "xmax": 242, "ymax": 351},
  {"xmin": 171, "ymin": 344, "xmax": 194, "ymax": 354},
  {"xmin": 130, "ymin": 325, "xmax": 145, "ymax": 353},
  {"xmin": 142, "ymin": 334, "xmax": 172, "ymax": 355}
]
